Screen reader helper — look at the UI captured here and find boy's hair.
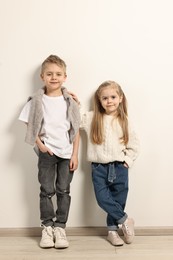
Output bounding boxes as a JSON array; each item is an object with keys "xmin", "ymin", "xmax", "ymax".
[
  {"xmin": 90, "ymin": 80, "xmax": 129, "ymax": 145},
  {"xmin": 41, "ymin": 54, "xmax": 67, "ymax": 75}
]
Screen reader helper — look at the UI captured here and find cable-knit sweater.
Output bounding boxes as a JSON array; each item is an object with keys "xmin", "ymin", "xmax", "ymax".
[
  {"xmin": 80, "ymin": 111, "xmax": 139, "ymax": 168},
  {"xmin": 25, "ymin": 86, "xmax": 81, "ymax": 146}
]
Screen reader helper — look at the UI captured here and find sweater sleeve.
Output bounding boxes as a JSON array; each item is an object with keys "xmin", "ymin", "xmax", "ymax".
[{"xmin": 123, "ymin": 122, "xmax": 140, "ymax": 168}]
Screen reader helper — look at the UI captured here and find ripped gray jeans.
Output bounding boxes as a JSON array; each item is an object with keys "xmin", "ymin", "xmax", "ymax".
[{"xmin": 38, "ymin": 151, "xmax": 73, "ymax": 228}]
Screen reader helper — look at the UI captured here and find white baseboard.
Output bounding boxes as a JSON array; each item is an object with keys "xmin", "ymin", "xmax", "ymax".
[{"xmin": 0, "ymin": 227, "xmax": 173, "ymax": 237}]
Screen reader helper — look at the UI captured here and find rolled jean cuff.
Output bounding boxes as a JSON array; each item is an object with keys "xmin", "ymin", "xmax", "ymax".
[
  {"xmin": 54, "ymin": 222, "xmax": 66, "ymax": 228},
  {"xmin": 41, "ymin": 220, "xmax": 54, "ymax": 227},
  {"xmin": 117, "ymin": 213, "xmax": 128, "ymax": 225},
  {"xmin": 107, "ymin": 225, "xmax": 119, "ymax": 231}
]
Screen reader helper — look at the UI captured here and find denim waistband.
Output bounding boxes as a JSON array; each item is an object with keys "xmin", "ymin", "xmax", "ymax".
[{"xmin": 92, "ymin": 161, "xmax": 123, "ymax": 183}]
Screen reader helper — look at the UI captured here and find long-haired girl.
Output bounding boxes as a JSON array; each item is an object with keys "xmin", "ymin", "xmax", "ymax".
[{"xmin": 80, "ymin": 80, "xmax": 140, "ymax": 246}]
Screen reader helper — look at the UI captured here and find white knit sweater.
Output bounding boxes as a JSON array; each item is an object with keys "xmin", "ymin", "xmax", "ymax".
[{"xmin": 80, "ymin": 111, "xmax": 139, "ymax": 168}]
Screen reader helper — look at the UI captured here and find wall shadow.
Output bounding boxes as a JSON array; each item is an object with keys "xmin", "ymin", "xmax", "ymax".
[
  {"xmin": 77, "ymin": 96, "xmax": 106, "ymax": 226},
  {"xmin": 7, "ymin": 67, "xmax": 43, "ymax": 227},
  {"xmin": 79, "ymin": 130, "xmax": 106, "ymax": 226}
]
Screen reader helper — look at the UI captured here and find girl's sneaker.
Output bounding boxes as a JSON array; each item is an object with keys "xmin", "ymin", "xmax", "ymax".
[
  {"xmin": 107, "ymin": 231, "xmax": 124, "ymax": 246},
  {"xmin": 122, "ymin": 218, "xmax": 135, "ymax": 244}
]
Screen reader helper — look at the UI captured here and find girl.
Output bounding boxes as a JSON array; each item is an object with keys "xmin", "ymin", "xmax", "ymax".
[{"xmin": 80, "ymin": 80, "xmax": 139, "ymax": 246}]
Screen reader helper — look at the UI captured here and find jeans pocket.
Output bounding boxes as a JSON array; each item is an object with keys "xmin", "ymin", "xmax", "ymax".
[{"xmin": 118, "ymin": 162, "xmax": 129, "ymax": 175}]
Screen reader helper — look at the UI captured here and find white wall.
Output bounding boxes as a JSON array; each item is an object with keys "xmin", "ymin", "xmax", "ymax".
[{"xmin": 0, "ymin": 0, "xmax": 173, "ymax": 228}]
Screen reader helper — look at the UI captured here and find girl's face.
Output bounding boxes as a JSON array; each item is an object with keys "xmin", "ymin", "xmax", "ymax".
[
  {"xmin": 99, "ymin": 86, "xmax": 122, "ymax": 115},
  {"xmin": 41, "ymin": 63, "xmax": 67, "ymax": 96}
]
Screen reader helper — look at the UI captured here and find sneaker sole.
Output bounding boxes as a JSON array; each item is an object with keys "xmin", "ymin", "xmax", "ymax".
[
  {"xmin": 107, "ymin": 238, "xmax": 124, "ymax": 246},
  {"xmin": 40, "ymin": 244, "xmax": 55, "ymax": 248},
  {"xmin": 55, "ymin": 244, "xmax": 69, "ymax": 249}
]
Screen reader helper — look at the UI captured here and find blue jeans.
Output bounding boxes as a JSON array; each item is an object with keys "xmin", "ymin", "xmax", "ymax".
[
  {"xmin": 38, "ymin": 151, "xmax": 73, "ymax": 228},
  {"xmin": 92, "ymin": 161, "xmax": 128, "ymax": 231}
]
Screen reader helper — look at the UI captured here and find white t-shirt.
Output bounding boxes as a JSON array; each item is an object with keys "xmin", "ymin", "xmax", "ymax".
[{"xmin": 19, "ymin": 94, "xmax": 73, "ymax": 159}]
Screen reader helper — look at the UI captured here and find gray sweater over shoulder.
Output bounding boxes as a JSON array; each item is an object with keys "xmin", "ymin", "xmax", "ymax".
[{"xmin": 25, "ymin": 86, "xmax": 80, "ymax": 146}]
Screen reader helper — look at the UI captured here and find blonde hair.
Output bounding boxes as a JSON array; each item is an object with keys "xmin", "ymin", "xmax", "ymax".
[
  {"xmin": 41, "ymin": 54, "xmax": 67, "ymax": 75},
  {"xmin": 90, "ymin": 80, "xmax": 129, "ymax": 145}
]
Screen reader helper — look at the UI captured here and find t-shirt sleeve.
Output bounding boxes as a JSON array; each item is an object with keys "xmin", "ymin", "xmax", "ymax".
[{"xmin": 18, "ymin": 100, "xmax": 31, "ymax": 123}]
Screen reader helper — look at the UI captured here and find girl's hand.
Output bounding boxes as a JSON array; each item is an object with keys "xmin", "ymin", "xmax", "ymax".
[
  {"xmin": 68, "ymin": 91, "xmax": 80, "ymax": 105},
  {"xmin": 124, "ymin": 162, "xmax": 129, "ymax": 168}
]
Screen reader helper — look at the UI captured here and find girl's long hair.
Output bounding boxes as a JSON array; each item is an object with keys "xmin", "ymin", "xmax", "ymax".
[{"xmin": 90, "ymin": 81, "xmax": 129, "ymax": 145}]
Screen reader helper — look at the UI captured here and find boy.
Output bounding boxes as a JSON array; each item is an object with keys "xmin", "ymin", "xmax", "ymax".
[{"xmin": 19, "ymin": 55, "xmax": 80, "ymax": 249}]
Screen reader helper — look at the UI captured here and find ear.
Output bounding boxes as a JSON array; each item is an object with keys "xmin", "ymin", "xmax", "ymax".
[
  {"xmin": 63, "ymin": 74, "xmax": 67, "ymax": 82},
  {"xmin": 40, "ymin": 73, "xmax": 44, "ymax": 81}
]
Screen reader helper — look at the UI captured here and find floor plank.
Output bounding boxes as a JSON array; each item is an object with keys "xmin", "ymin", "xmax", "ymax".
[{"xmin": 0, "ymin": 236, "xmax": 173, "ymax": 260}]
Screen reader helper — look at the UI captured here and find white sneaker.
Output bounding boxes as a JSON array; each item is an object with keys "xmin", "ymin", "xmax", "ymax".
[
  {"xmin": 122, "ymin": 218, "xmax": 135, "ymax": 244},
  {"xmin": 54, "ymin": 227, "xmax": 69, "ymax": 249},
  {"xmin": 107, "ymin": 231, "xmax": 124, "ymax": 246},
  {"xmin": 40, "ymin": 226, "xmax": 54, "ymax": 248}
]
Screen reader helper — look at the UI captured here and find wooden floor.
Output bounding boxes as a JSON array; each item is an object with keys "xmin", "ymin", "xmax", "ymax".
[{"xmin": 0, "ymin": 235, "xmax": 173, "ymax": 260}]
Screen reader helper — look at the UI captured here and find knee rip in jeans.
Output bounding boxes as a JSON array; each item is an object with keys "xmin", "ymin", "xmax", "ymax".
[
  {"xmin": 57, "ymin": 189, "xmax": 70, "ymax": 195},
  {"xmin": 41, "ymin": 191, "xmax": 55, "ymax": 199}
]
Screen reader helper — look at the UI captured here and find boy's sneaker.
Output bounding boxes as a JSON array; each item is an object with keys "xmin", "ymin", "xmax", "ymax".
[
  {"xmin": 122, "ymin": 218, "xmax": 135, "ymax": 244},
  {"xmin": 40, "ymin": 226, "xmax": 54, "ymax": 248},
  {"xmin": 54, "ymin": 227, "xmax": 69, "ymax": 249},
  {"xmin": 107, "ymin": 231, "xmax": 124, "ymax": 246}
]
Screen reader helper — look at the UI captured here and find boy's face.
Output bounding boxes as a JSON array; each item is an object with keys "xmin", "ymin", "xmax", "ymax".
[{"xmin": 40, "ymin": 63, "xmax": 67, "ymax": 95}]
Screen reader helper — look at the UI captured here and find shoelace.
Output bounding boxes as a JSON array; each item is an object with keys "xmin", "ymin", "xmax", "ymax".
[
  {"xmin": 43, "ymin": 227, "xmax": 53, "ymax": 238},
  {"xmin": 109, "ymin": 231, "xmax": 120, "ymax": 239},
  {"xmin": 123, "ymin": 224, "xmax": 132, "ymax": 235},
  {"xmin": 112, "ymin": 232, "xmax": 119, "ymax": 238},
  {"xmin": 55, "ymin": 228, "xmax": 66, "ymax": 240}
]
